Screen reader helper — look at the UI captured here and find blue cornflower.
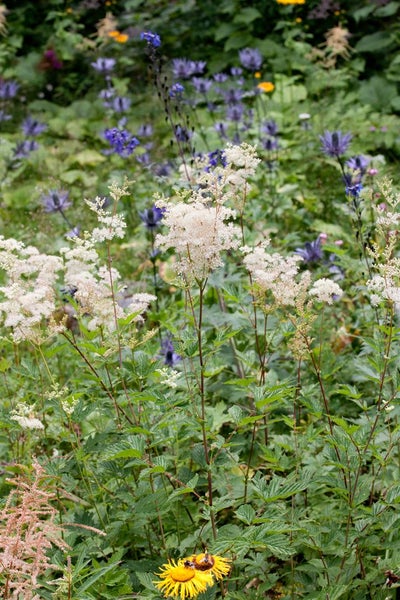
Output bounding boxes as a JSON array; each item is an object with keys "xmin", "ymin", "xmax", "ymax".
[
  {"xmin": 191, "ymin": 77, "xmax": 213, "ymax": 94},
  {"xmin": 159, "ymin": 336, "xmax": 181, "ymax": 367},
  {"xmin": 99, "ymin": 88, "xmax": 115, "ymax": 101},
  {"xmin": 21, "ymin": 116, "xmax": 47, "ymax": 136},
  {"xmin": 231, "ymin": 67, "xmax": 243, "ymax": 76},
  {"xmin": 346, "ymin": 155, "xmax": 369, "ymax": 174},
  {"xmin": 295, "ymin": 237, "xmax": 323, "ymax": 263},
  {"xmin": 66, "ymin": 226, "xmax": 80, "ymax": 238},
  {"xmin": 42, "ymin": 190, "xmax": 72, "ymax": 213},
  {"xmin": 169, "ymin": 82, "xmax": 184, "ymax": 98},
  {"xmin": 239, "ymin": 48, "xmax": 263, "ymax": 71},
  {"xmin": 139, "ymin": 204, "xmax": 165, "ymax": 229},
  {"xmin": 0, "ymin": 79, "xmax": 19, "ymax": 99},
  {"xmin": 91, "ymin": 58, "xmax": 116, "ymax": 73},
  {"xmin": 320, "ymin": 130, "xmax": 352, "ymax": 158},
  {"xmin": 104, "ymin": 127, "xmax": 140, "ymax": 157},
  {"xmin": 140, "ymin": 31, "xmax": 161, "ymax": 48},
  {"xmin": 13, "ymin": 140, "xmax": 39, "ymax": 159}
]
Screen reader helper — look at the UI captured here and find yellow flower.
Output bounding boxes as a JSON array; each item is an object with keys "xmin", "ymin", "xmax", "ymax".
[
  {"xmin": 154, "ymin": 560, "xmax": 214, "ymax": 599},
  {"xmin": 254, "ymin": 71, "xmax": 262, "ymax": 79},
  {"xmin": 108, "ymin": 30, "xmax": 129, "ymax": 43},
  {"xmin": 276, "ymin": 0, "xmax": 305, "ymax": 4},
  {"xmin": 183, "ymin": 553, "xmax": 232, "ymax": 581},
  {"xmin": 257, "ymin": 81, "xmax": 275, "ymax": 93}
]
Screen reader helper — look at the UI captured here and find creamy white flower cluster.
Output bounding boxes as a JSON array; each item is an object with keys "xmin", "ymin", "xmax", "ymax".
[
  {"xmin": 0, "ymin": 237, "xmax": 63, "ymax": 342},
  {"xmin": 0, "ymin": 185, "xmax": 155, "ymax": 340},
  {"xmin": 367, "ymin": 260, "xmax": 400, "ymax": 307},
  {"xmin": 156, "ymin": 194, "xmax": 240, "ymax": 282},
  {"xmin": 195, "ymin": 142, "xmax": 261, "ymax": 209},
  {"xmin": 10, "ymin": 403, "xmax": 44, "ymax": 430},
  {"xmin": 242, "ymin": 241, "xmax": 343, "ymax": 307}
]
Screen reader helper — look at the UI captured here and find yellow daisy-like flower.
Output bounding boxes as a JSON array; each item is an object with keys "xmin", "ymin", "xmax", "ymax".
[
  {"xmin": 108, "ymin": 30, "xmax": 129, "ymax": 43},
  {"xmin": 184, "ymin": 553, "xmax": 232, "ymax": 581},
  {"xmin": 276, "ymin": 0, "xmax": 305, "ymax": 4},
  {"xmin": 257, "ymin": 81, "xmax": 275, "ymax": 93},
  {"xmin": 155, "ymin": 560, "xmax": 214, "ymax": 599}
]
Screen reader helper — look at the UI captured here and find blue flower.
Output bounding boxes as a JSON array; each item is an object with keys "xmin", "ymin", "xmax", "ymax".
[
  {"xmin": 139, "ymin": 205, "xmax": 165, "ymax": 229},
  {"xmin": 320, "ymin": 130, "xmax": 352, "ymax": 158},
  {"xmin": 226, "ymin": 103, "xmax": 244, "ymax": 122},
  {"xmin": 174, "ymin": 125, "xmax": 192, "ymax": 142},
  {"xmin": 261, "ymin": 120, "xmax": 278, "ymax": 137},
  {"xmin": 239, "ymin": 48, "xmax": 263, "ymax": 71},
  {"xmin": 0, "ymin": 79, "xmax": 19, "ymax": 99},
  {"xmin": 222, "ymin": 88, "xmax": 243, "ymax": 104},
  {"xmin": 171, "ymin": 58, "xmax": 205, "ymax": 79},
  {"xmin": 159, "ymin": 336, "xmax": 181, "ymax": 367},
  {"xmin": 13, "ymin": 140, "xmax": 39, "ymax": 159},
  {"xmin": 169, "ymin": 82, "xmax": 184, "ymax": 98},
  {"xmin": 104, "ymin": 127, "xmax": 140, "ymax": 157},
  {"xmin": 21, "ymin": 116, "xmax": 47, "ymax": 136},
  {"xmin": 109, "ymin": 96, "xmax": 131, "ymax": 113},
  {"xmin": 42, "ymin": 190, "xmax": 72, "ymax": 213},
  {"xmin": 0, "ymin": 110, "xmax": 11, "ymax": 122},
  {"xmin": 91, "ymin": 58, "xmax": 116, "ymax": 73},
  {"xmin": 137, "ymin": 124, "xmax": 153, "ymax": 137},
  {"xmin": 295, "ymin": 237, "xmax": 323, "ymax": 263},
  {"xmin": 140, "ymin": 31, "xmax": 161, "ymax": 48},
  {"xmin": 191, "ymin": 77, "xmax": 213, "ymax": 94},
  {"xmin": 205, "ymin": 149, "xmax": 227, "ymax": 172},
  {"xmin": 346, "ymin": 155, "xmax": 369, "ymax": 174}
]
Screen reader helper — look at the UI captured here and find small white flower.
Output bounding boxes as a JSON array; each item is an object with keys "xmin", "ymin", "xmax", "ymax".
[{"xmin": 309, "ymin": 278, "xmax": 343, "ymax": 304}]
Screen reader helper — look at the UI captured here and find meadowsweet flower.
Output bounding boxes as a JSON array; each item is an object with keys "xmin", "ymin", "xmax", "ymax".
[
  {"xmin": 309, "ymin": 278, "xmax": 343, "ymax": 304},
  {"xmin": 21, "ymin": 116, "xmax": 47, "ymax": 136},
  {"xmin": 242, "ymin": 242, "xmax": 308, "ymax": 307},
  {"xmin": 104, "ymin": 127, "xmax": 140, "ymax": 157},
  {"xmin": 183, "ymin": 553, "xmax": 231, "ymax": 580},
  {"xmin": 42, "ymin": 190, "xmax": 72, "ymax": 213},
  {"xmin": 11, "ymin": 414, "xmax": 44, "ymax": 430},
  {"xmin": 239, "ymin": 48, "xmax": 263, "ymax": 71},
  {"xmin": 156, "ymin": 197, "xmax": 239, "ymax": 282},
  {"xmin": 139, "ymin": 205, "xmax": 165, "ymax": 229},
  {"xmin": 0, "ymin": 238, "xmax": 63, "ymax": 342},
  {"xmin": 140, "ymin": 30, "xmax": 161, "ymax": 48},
  {"xmin": 320, "ymin": 130, "xmax": 352, "ymax": 157},
  {"xmin": 85, "ymin": 196, "xmax": 127, "ymax": 242},
  {"xmin": 154, "ymin": 559, "xmax": 213, "ymax": 599},
  {"xmin": 91, "ymin": 57, "xmax": 116, "ymax": 73}
]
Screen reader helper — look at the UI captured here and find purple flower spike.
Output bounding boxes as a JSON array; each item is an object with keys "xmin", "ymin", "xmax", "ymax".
[
  {"xmin": 104, "ymin": 127, "xmax": 140, "ymax": 157},
  {"xmin": 139, "ymin": 204, "xmax": 165, "ymax": 230},
  {"xmin": 239, "ymin": 48, "xmax": 263, "ymax": 71},
  {"xmin": 159, "ymin": 336, "xmax": 181, "ymax": 367},
  {"xmin": 42, "ymin": 190, "xmax": 72, "ymax": 213},
  {"xmin": 140, "ymin": 31, "xmax": 161, "ymax": 48},
  {"xmin": 320, "ymin": 130, "xmax": 352, "ymax": 158}
]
